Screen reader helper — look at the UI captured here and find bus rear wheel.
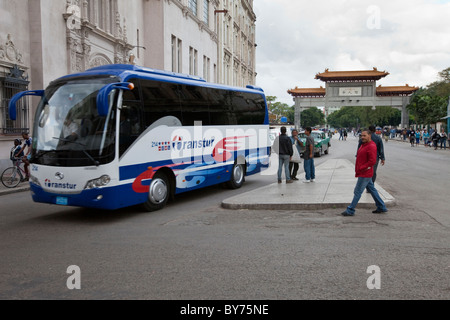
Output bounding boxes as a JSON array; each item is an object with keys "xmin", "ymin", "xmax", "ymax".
[
  {"xmin": 143, "ymin": 172, "xmax": 170, "ymax": 212},
  {"xmin": 225, "ymin": 163, "xmax": 245, "ymax": 189}
]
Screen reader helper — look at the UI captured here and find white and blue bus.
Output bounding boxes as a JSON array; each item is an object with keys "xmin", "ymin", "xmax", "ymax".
[{"xmin": 9, "ymin": 64, "xmax": 270, "ymax": 211}]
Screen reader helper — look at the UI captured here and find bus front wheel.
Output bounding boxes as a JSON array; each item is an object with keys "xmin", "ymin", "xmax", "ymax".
[
  {"xmin": 143, "ymin": 172, "xmax": 170, "ymax": 212},
  {"xmin": 225, "ymin": 163, "xmax": 245, "ymax": 189}
]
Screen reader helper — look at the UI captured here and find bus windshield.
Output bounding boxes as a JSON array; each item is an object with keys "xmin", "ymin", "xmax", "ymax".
[{"xmin": 32, "ymin": 77, "xmax": 119, "ymax": 167}]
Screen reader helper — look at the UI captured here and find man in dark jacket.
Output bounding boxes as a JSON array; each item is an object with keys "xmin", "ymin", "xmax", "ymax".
[
  {"xmin": 342, "ymin": 129, "xmax": 388, "ymax": 216},
  {"xmin": 358, "ymin": 125, "xmax": 385, "ymax": 192},
  {"xmin": 276, "ymin": 127, "xmax": 294, "ymax": 184}
]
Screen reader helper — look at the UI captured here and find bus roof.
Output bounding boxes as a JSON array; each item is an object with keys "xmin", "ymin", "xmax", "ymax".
[{"xmin": 58, "ymin": 64, "xmax": 265, "ymax": 95}]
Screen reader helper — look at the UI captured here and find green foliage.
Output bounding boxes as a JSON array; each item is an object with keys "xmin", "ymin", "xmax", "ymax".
[
  {"xmin": 301, "ymin": 107, "xmax": 325, "ymax": 128},
  {"xmin": 266, "ymin": 96, "xmax": 295, "ymax": 123},
  {"xmin": 326, "ymin": 106, "xmax": 400, "ymax": 128},
  {"xmin": 407, "ymin": 67, "xmax": 450, "ymax": 126},
  {"xmin": 408, "ymin": 94, "xmax": 447, "ymax": 125}
]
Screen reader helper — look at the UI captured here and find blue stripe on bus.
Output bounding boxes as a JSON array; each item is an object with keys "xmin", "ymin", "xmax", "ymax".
[{"xmin": 118, "ymin": 148, "xmax": 269, "ymax": 181}]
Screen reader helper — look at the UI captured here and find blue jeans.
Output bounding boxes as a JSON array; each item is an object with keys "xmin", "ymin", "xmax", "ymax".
[
  {"xmin": 345, "ymin": 177, "xmax": 387, "ymax": 215},
  {"xmin": 278, "ymin": 155, "xmax": 291, "ymax": 181},
  {"xmin": 303, "ymin": 158, "xmax": 315, "ymax": 181}
]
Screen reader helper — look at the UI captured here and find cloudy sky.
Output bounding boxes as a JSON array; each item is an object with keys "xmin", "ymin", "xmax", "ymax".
[{"xmin": 253, "ymin": 0, "xmax": 450, "ymax": 106}]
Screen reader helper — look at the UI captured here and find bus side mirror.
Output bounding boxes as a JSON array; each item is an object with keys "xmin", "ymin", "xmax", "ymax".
[
  {"xmin": 8, "ymin": 90, "xmax": 44, "ymax": 120},
  {"xmin": 96, "ymin": 82, "xmax": 134, "ymax": 117}
]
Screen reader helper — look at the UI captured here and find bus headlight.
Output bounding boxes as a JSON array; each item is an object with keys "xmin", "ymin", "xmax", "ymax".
[
  {"xmin": 84, "ymin": 175, "xmax": 111, "ymax": 189},
  {"xmin": 29, "ymin": 175, "xmax": 41, "ymax": 187}
]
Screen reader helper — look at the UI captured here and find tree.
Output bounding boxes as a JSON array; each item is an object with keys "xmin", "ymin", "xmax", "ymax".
[
  {"xmin": 326, "ymin": 106, "xmax": 400, "ymax": 129},
  {"xmin": 408, "ymin": 93, "xmax": 447, "ymax": 126},
  {"xmin": 300, "ymin": 107, "xmax": 325, "ymax": 128},
  {"xmin": 266, "ymin": 96, "xmax": 294, "ymax": 123}
]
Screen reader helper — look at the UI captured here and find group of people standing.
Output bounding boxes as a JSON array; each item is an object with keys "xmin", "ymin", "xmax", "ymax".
[
  {"xmin": 274, "ymin": 125, "xmax": 388, "ymax": 217},
  {"xmin": 274, "ymin": 126, "xmax": 316, "ymax": 184},
  {"xmin": 395, "ymin": 128, "xmax": 448, "ymax": 150}
]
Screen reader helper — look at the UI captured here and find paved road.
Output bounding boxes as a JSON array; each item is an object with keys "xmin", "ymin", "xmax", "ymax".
[{"xmin": 0, "ymin": 135, "xmax": 449, "ymax": 300}]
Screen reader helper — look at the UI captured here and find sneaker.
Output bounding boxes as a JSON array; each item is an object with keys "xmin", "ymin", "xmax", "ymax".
[
  {"xmin": 310, "ymin": 179, "xmax": 315, "ymax": 182},
  {"xmin": 372, "ymin": 209, "xmax": 388, "ymax": 214},
  {"xmin": 286, "ymin": 180, "xmax": 294, "ymax": 184},
  {"xmin": 292, "ymin": 177, "xmax": 299, "ymax": 181},
  {"xmin": 302, "ymin": 180, "xmax": 310, "ymax": 183},
  {"xmin": 341, "ymin": 211, "xmax": 354, "ymax": 217}
]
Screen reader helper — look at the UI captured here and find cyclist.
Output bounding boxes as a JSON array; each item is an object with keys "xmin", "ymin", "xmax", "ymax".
[
  {"xmin": 11, "ymin": 139, "xmax": 24, "ymax": 162},
  {"xmin": 21, "ymin": 132, "xmax": 32, "ymax": 180}
]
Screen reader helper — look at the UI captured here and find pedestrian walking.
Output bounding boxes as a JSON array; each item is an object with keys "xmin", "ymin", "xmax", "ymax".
[
  {"xmin": 409, "ymin": 128, "xmax": 416, "ymax": 147},
  {"xmin": 423, "ymin": 130, "xmax": 430, "ymax": 147},
  {"xmin": 439, "ymin": 129, "xmax": 447, "ymax": 150},
  {"xmin": 342, "ymin": 129, "xmax": 388, "ymax": 217},
  {"xmin": 289, "ymin": 129, "xmax": 302, "ymax": 181},
  {"xmin": 415, "ymin": 130, "xmax": 421, "ymax": 146},
  {"xmin": 302, "ymin": 127, "xmax": 316, "ymax": 183},
  {"xmin": 431, "ymin": 130, "xmax": 440, "ymax": 150},
  {"xmin": 274, "ymin": 126, "xmax": 294, "ymax": 184},
  {"xmin": 383, "ymin": 128, "xmax": 389, "ymax": 143},
  {"xmin": 357, "ymin": 125, "xmax": 385, "ymax": 192}
]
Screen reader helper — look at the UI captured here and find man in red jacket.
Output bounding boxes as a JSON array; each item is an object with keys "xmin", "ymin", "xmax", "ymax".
[{"xmin": 342, "ymin": 129, "xmax": 388, "ymax": 216}]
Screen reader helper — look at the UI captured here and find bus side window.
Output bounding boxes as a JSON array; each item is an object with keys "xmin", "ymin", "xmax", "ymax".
[
  {"xmin": 231, "ymin": 92, "xmax": 266, "ymax": 125},
  {"xmin": 141, "ymin": 80, "xmax": 182, "ymax": 129},
  {"xmin": 209, "ymin": 88, "xmax": 234, "ymax": 125},
  {"xmin": 119, "ymin": 104, "xmax": 142, "ymax": 156},
  {"xmin": 178, "ymin": 85, "xmax": 210, "ymax": 126}
]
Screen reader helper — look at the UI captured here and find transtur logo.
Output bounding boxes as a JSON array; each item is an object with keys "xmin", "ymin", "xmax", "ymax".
[
  {"xmin": 45, "ymin": 179, "xmax": 77, "ymax": 190},
  {"xmin": 171, "ymin": 135, "xmax": 215, "ymax": 151}
]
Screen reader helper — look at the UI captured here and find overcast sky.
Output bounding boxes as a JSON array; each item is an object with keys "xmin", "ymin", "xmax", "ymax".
[{"xmin": 253, "ymin": 0, "xmax": 450, "ymax": 106}]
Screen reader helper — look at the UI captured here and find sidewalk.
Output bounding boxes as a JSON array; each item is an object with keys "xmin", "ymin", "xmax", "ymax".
[
  {"xmin": 0, "ymin": 181, "xmax": 30, "ymax": 196},
  {"xmin": 222, "ymin": 159, "xmax": 395, "ymax": 210}
]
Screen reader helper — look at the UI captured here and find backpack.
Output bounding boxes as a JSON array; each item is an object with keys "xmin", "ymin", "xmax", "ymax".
[
  {"xmin": 10, "ymin": 146, "xmax": 17, "ymax": 161},
  {"xmin": 10, "ymin": 145, "xmax": 22, "ymax": 161}
]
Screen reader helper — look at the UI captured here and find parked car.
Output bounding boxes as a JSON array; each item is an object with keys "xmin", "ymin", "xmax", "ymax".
[{"xmin": 298, "ymin": 130, "xmax": 331, "ymax": 157}]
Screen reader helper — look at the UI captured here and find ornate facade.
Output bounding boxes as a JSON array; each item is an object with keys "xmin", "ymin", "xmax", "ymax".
[
  {"xmin": 0, "ymin": 0, "xmax": 258, "ymax": 171},
  {"xmin": 216, "ymin": 0, "xmax": 256, "ymax": 86},
  {"xmin": 63, "ymin": 0, "xmax": 133, "ymax": 73}
]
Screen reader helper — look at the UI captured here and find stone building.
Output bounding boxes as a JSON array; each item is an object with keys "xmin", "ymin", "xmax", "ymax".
[{"xmin": 0, "ymin": 0, "xmax": 257, "ymax": 172}]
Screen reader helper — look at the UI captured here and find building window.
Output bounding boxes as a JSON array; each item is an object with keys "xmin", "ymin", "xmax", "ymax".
[
  {"xmin": 203, "ymin": 0, "xmax": 209, "ymax": 25},
  {"xmin": 189, "ymin": 47, "xmax": 198, "ymax": 76},
  {"xmin": 188, "ymin": 0, "xmax": 197, "ymax": 16},
  {"xmin": 203, "ymin": 55, "xmax": 210, "ymax": 81},
  {"xmin": 172, "ymin": 35, "xmax": 177, "ymax": 72},
  {"xmin": 172, "ymin": 36, "xmax": 183, "ymax": 73},
  {"xmin": 0, "ymin": 66, "xmax": 30, "ymax": 135},
  {"xmin": 178, "ymin": 39, "xmax": 183, "ymax": 73},
  {"xmin": 86, "ymin": 0, "xmax": 116, "ymax": 34}
]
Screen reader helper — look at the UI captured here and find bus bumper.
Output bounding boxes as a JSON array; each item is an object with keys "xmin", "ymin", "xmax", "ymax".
[{"xmin": 29, "ymin": 183, "xmax": 147, "ymax": 210}]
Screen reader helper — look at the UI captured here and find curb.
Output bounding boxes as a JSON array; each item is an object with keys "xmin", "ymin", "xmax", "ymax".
[{"xmin": 0, "ymin": 185, "xmax": 30, "ymax": 196}]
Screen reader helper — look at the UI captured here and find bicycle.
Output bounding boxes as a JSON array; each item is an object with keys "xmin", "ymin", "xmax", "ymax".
[{"xmin": 1, "ymin": 159, "xmax": 28, "ymax": 188}]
